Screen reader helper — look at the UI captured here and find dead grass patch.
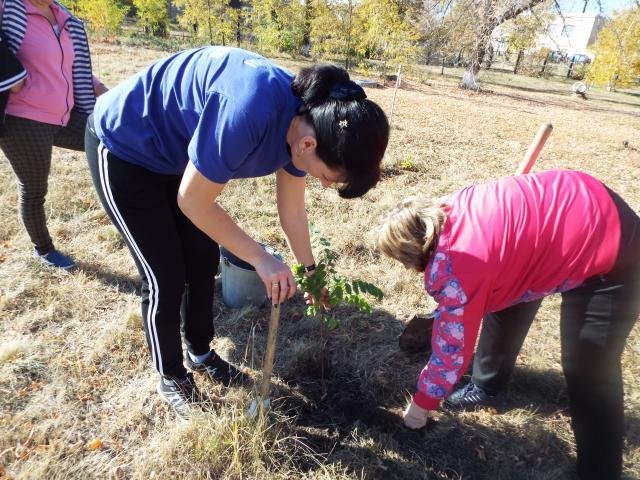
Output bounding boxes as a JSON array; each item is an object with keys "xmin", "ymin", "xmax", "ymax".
[{"xmin": 0, "ymin": 41, "xmax": 638, "ymax": 479}]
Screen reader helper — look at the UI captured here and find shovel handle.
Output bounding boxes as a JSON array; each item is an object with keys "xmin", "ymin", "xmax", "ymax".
[
  {"xmin": 515, "ymin": 122, "xmax": 553, "ymax": 175},
  {"xmin": 259, "ymin": 301, "xmax": 281, "ymax": 400}
]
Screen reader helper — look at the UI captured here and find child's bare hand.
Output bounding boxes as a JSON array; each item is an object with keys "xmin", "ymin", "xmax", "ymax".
[
  {"xmin": 304, "ymin": 289, "xmax": 330, "ymax": 309},
  {"xmin": 403, "ymin": 400, "xmax": 430, "ymax": 429},
  {"xmin": 10, "ymin": 78, "xmax": 25, "ymax": 93}
]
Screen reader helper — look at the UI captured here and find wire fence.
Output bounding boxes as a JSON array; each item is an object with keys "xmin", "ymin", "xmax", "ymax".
[{"xmin": 423, "ymin": 50, "xmax": 591, "ymax": 81}]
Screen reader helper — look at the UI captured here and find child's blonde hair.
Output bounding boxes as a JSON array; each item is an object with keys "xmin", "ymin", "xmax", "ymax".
[{"xmin": 377, "ymin": 198, "xmax": 447, "ymax": 272}]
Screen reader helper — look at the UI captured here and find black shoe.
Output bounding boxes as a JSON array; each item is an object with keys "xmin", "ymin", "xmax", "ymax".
[
  {"xmin": 185, "ymin": 350, "xmax": 247, "ymax": 387},
  {"xmin": 445, "ymin": 382, "xmax": 497, "ymax": 410},
  {"xmin": 157, "ymin": 372, "xmax": 200, "ymax": 420}
]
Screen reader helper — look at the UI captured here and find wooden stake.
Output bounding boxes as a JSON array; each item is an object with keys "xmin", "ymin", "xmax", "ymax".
[
  {"xmin": 259, "ymin": 301, "xmax": 281, "ymax": 401},
  {"xmin": 515, "ymin": 123, "xmax": 553, "ymax": 175}
]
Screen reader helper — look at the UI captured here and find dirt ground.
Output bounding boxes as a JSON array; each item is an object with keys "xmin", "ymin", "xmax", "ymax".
[{"xmin": 1, "ymin": 42, "xmax": 639, "ymax": 480}]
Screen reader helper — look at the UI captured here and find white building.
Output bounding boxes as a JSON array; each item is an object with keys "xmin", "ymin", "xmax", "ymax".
[
  {"xmin": 491, "ymin": 12, "xmax": 606, "ymax": 60},
  {"xmin": 538, "ymin": 12, "xmax": 606, "ymax": 59}
]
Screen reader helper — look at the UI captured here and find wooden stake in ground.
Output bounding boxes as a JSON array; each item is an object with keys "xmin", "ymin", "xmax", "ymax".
[
  {"xmin": 259, "ymin": 300, "xmax": 280, "ymax": 401},
  {"xmin": 515, "ymin": 122, "xmax": 553, "ymax": 175},
  {"xmin": 247, "ymin": 287, "xmax": 281, "ymax": 418}
]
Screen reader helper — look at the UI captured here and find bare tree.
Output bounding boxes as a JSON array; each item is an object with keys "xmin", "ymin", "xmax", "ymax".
[{"xmin": 459, "ymin": 0, "xmax": 548, "ymax": 89}]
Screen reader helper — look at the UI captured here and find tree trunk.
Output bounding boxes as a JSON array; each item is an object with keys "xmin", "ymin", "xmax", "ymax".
[
  {"xmin": 345, "ymin": 1, "xmax": 354, "ymax": 70},
  {"xmin": 236, "ymin": 16, "xmax": 241, "ymax": 47},
  {"xmin": 459, "ymin": 0, "xmax": 548, "ymax": 90},
  {"xmin": 513, "ymin": 49, "xmax": 524, "ymax": 74},
  {"xmin": 485, "ymin": 45, "xmax": 494, "ymax": 68},
  {"xmin": 460, "ymin": 23, "xmax": 492, "ymax": 90},
  {"xmin": 207, "ymin": 0, "xmax": 213, "ymax": 45}
]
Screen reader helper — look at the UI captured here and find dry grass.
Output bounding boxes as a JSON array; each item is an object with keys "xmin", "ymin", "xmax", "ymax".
[{"xmin": 1, "ymin": 42, "xmax": 639, "ymax": 480}]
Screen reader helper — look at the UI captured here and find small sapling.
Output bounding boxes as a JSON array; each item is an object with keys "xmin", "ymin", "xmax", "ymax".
[{"xmin": 293, "ymin": 224, "xmax": 383, "ymax": 329}]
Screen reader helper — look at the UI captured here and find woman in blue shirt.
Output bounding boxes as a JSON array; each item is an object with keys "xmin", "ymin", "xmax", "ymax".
[{"xmin": 84, "ymin": 46, "xmax": 389, "ymax": 419}]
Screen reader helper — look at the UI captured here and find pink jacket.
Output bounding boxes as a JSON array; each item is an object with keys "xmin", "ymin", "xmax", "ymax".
[
  {"xmin": 414, "ymin": 170, "xmax": 621, "ymax": 410},
  {"xmin": 4, "ymin": 0, "xmax": 93, "ymax": 125}
]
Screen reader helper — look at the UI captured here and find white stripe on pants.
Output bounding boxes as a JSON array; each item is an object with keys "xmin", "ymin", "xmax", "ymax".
[{"xmin": 96, "ymin": 142, "xmax": 165, "ymax": 375}]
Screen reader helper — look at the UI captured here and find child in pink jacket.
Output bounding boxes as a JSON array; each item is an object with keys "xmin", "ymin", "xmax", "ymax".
[{"xmin": 378, "ymin": 169, "xmax": 640, "ymax": 480}]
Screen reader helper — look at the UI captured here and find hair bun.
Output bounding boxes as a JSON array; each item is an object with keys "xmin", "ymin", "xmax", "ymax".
[{"xmin": 329, "ymin": 81, "xmax": 367, "ymax": 101}]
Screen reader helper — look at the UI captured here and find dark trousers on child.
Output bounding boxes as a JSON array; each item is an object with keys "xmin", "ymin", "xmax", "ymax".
[
  {"xmin": 471, "ymin": 189, "xmax": 640, "ymax": 480},
  {"xmin": 85, "ymin": 115, "xmax": 219, "ymax": 379},
  {"xmin": 0, "ymin": 113, "xmax": 86, "ymax": 254}
]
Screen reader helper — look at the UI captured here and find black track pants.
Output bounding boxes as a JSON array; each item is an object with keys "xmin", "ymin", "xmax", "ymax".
[{"xmin": 85, "ymin": 116, "xmax": 219, "ymax": 378}]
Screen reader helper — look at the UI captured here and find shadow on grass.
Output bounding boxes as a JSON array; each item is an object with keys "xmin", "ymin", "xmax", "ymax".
[
  {"xmin": 280, "ymin": 355, "xmax": 580, "ymax": 480},
  {"xmin": 274, "ymin": 306, "xmax": 578, "ymax": 479},
  {"xmin": 404, "ymin": 73, "xmax": 640, "ymax": 119},
  {"xmin": 502, "ymin": 366, "xmax": 569, "ymax": 412},
  {"xmin": 214, "ymin": 299, "xmax": 637, "ymax": 480},
  {"xmin": 472, "ymin": 85, "xmax": 640, "ymax": 119},
  {"xmin": 77, "ymin": 262, "xmax": 140, "ymax": 295}
]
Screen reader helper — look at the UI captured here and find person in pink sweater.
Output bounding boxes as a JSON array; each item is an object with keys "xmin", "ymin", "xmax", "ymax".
[
  {"xmin": 0, "ymin": 0, "xmax": 106, "ymax": 269},
  {"xmin": 378, "ymin": 169, "xmax": 640, "ymax": 480}
]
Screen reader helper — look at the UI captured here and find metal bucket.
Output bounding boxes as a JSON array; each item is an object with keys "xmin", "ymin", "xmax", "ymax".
[{"xmin": 219, "ymin": 244, "xmax": 282, "ymax": 308}]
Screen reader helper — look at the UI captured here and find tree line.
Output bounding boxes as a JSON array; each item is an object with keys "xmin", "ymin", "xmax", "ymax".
[{"xmin": 64, "ymin": 0, "xmax": 639, "ymax": 91}]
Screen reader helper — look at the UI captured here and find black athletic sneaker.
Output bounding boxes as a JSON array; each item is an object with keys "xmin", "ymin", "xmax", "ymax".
[
  {"xmin": 157, "ymin": 372, "xmax": 201, "ymax": 420},
  {"xmin": 185, "ymin": 350, "xmax": 248, "ymax": 387},
  {"xmin": 444, "ymin": 382, "xmax": 497, "ymax": 410}
]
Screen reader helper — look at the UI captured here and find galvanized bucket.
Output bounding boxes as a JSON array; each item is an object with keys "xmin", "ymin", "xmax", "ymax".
[{"xmin": 219, "ymin": 244, "xmax": 282, "ymax": 308}]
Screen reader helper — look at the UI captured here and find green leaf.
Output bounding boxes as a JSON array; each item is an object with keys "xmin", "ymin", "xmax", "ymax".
[{"xmin": 292, "ymin": 224, "xmax": 384, "ymax": 326}]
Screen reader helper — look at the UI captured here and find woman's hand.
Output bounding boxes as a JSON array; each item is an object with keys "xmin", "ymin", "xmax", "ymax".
[
  {"xmin": 254, "ymin": 253, "xmax": 296, "ymax": 305},
  {"xmin": 304, "ymin": 289, "xmax": 330, "ymax": 309},
  {"xmin": 403, "ymin": 400, "xmax": 430, "ymax": 429},
  {"xmin": 178, "ymin": 163, "xmax": 295, "ymax": 306},
  {"xmin": 94, "ymin": 82, "xmax": 108, "ymax": 97}
]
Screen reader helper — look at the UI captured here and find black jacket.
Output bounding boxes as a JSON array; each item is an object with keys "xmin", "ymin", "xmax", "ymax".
[{"xmin": 0, "ymin": 31, "xmax": 27, "ymax": 135}]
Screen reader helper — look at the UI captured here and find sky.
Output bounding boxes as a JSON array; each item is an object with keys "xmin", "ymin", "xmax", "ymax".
[{"xmin": 556, "ymin": 0, "xmax": 633, "ymax": 16}]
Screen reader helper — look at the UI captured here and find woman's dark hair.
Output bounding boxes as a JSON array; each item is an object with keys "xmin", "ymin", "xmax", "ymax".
[{"xmin": 291, "ymin": 65, "xmax": 390, "ymax": 199}]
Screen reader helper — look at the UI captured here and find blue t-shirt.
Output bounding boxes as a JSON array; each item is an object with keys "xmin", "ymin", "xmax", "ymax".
[{"xmin": 93, "ymin": 46, "xmax": 306, "ymax": 182}]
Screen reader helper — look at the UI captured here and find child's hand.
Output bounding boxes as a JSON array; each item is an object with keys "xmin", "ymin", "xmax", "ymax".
[
  {"xmin": 304, "ymin": 289, "xmax": 330, "ymax": 309},
  {"xmin": 9, "ymin": 78, "xmax": 25, "ymax": 93},
  {"xmin": 403, "ymin": 400, "xmax": 429, "ymax": 429}
]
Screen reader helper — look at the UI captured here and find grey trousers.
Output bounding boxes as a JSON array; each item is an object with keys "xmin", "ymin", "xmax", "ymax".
[{"xmin": 0, "ymin": 112, "xmax": 86, "ymax": 254}]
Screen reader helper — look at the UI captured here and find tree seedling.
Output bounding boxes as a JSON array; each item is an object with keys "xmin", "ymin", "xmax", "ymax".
[
  {"xmin": 293, "ymin": 224, "xmax": 383, "ymax": 329},
  {"xmin": 292, "ymin": 225, "xmax": 383, "ymax": 396}
]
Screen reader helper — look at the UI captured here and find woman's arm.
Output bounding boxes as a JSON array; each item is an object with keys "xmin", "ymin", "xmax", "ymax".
[
  {"xmin": 404, "ymin": 257, "xmax": 487, "ymax": 429},
  {"xmin": 178, "ymin": 162, "xmax": 296, "ymax": 304},
  {"xmin": 275, "ymin": 168, "xmax": 315, "ymax": 268}
]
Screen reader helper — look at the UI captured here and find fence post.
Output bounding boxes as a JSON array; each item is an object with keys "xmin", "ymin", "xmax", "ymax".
[
  {"xmin": 389, "ymin": 64, "xmax": 403, "ymax": 129},
  {"xmin": 513, "ymin": 50, "xmax": 523, "ymax": 74},
  {"xmin": 567, "ymin": 58, "xmax": 575, "ymax": 79},
  {"xmin": 540, "ymin": 51, "xmax": 550, "ymax": 76}
]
